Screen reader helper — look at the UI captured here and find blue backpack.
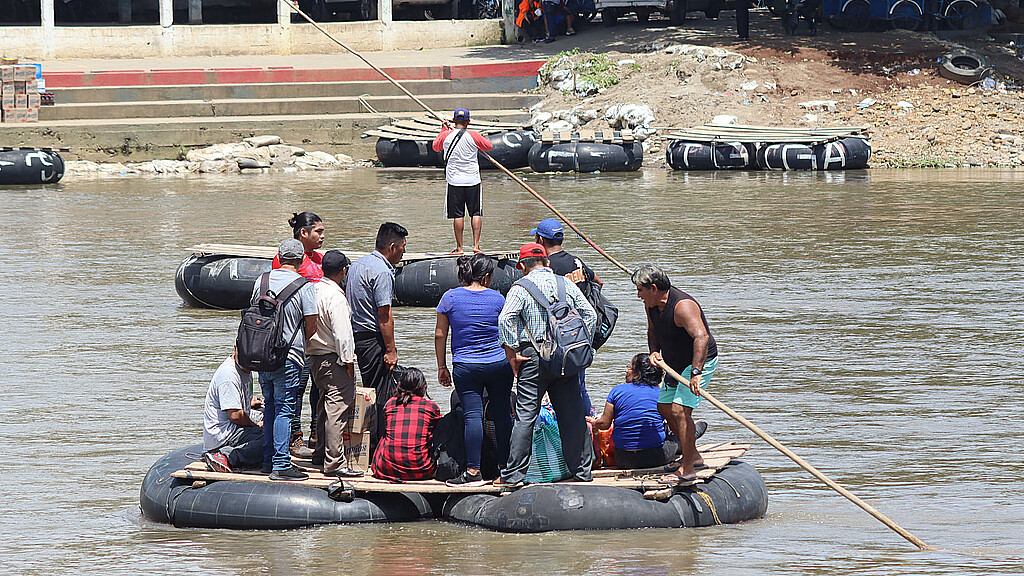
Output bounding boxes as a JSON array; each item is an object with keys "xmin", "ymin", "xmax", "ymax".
[{"xmin": 518, "ymin": 276, "xmax": 594, "ymax": 377}]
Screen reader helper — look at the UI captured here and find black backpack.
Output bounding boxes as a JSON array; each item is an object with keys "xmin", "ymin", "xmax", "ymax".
[
  {"xmin": 235, "ymin": 272, "xmax": 308, "ymax": 372},
  {"xmin": 519, "ymin": 276, "xmax": 594, "ymax": 377},
  {"xmin": 582, "ymin": 281, "xmax": 618, "ymax": 351}
]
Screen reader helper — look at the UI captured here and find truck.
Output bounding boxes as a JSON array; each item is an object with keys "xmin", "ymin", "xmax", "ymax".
[{"xmin": 596, "ymin": 0, "xmax": 725, "ymax": 25}]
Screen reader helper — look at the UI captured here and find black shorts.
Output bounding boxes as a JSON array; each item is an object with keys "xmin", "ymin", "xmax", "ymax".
[{"xmin": 445, "ymin": 183, "xmax": 482, "ymax": 219}]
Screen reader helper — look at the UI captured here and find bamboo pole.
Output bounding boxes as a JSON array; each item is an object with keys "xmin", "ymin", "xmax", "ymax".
[{"xmin": 655, "ymin": 358, "xmax": 936, "ymax": 551}]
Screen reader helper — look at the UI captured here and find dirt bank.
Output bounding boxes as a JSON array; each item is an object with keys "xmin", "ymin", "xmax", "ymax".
[{"xmin": 520, "ymin": 12, "xmax": 1024, "ymax": 168}]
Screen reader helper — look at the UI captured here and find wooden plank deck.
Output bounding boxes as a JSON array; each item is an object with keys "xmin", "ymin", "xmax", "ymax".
[
  {"xmin": 362, "ymin": 116, "xmax": 528, "ymax": 141},
  {"xmin": 186, "ymin": 243, "xmax": 518, "ymax": 264},
  {"xmin": 170, "ymin": 441, "xmax": 749, "ymax": 495},
  {"xmin": 666, "ymin": 124, "xmax": 870, "ymax": 145}
]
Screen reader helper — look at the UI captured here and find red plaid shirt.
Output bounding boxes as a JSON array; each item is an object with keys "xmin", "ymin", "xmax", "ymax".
[{"xmin": 372, "ymin": 396, "xmax": 441, "ymax": 482}]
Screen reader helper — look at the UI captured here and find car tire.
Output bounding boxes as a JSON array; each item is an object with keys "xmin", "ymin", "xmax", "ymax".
[
  {"xmin": 602, "ymin": 7, "xmax": 618, "ymax": 25},
  {"xmin": 668, "ymin": 0, "xmax": 686, "ymax": 24},
  {"xmin": 938, "ymin": 49, "xmax": 990, "ymax": 84}
]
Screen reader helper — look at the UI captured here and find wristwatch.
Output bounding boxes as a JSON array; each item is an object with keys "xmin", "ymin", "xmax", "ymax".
[{"xmin": 691, "ymin": 367, "xmax": 703, "ymax": 377}]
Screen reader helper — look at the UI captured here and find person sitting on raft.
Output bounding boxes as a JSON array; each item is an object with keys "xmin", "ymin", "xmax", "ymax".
[
  {"xmin": 434, "ymin": 253, "xmax": 514, "ymax": 487},
  {"xmin": 588, "ymin": 353, "xmax": 677, "ymax": 470},
  {"xmin": 371, "ymin": 368, "xmax": 442, "ymax": 482},
  {"xmin": 202, "ymin": 349, "xmax": 264, "ymax": 474}
]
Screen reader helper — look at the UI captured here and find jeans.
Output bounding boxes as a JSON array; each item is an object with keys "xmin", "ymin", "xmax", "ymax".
[
  {"xmin": 259, "ymin": 360, "xmax": 303, "ymax": 471},
  {"xmin": 215, "ymin": 425, "xmax": 265, "ymax": 470},
  {"xmin": 579, "ymin": 369, "xmax": 593, "ymax": 416},
  {"xmin": 453, "ymin": 360, "xmax": 514, "ymax": 471},
  {"xmin": 503, "ymin": 346, "xmax": 594, "ymax": 484}
]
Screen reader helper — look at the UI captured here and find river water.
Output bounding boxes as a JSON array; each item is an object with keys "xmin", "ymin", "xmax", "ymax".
[{"xmin": 1, "ymin": 167, "xmax": 1022, "ymax": 575}]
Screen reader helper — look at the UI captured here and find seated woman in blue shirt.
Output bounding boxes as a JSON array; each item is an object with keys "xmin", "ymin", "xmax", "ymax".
[{"xmin": 590, "ymin": 353, "xmax": 679, "ymax": 470}]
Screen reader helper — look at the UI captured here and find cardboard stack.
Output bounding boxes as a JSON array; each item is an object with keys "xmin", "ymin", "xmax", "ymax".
[
  {"xmin": 342, "ymin": 387, "xmax": 376, "ymax": 471},
  {"xmin": 2, "ymin": 64, "xmax": 41, "ymax": 123}
]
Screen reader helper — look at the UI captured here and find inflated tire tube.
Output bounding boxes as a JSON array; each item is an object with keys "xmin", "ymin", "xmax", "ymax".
[
  {"xmin": 394, "ymin": 257, "xmax": 521, "ymax": 307},
  {"xmin": 375, "ymin": 138, "xmax": 443, "ymax": 168},
  {"xmin": 528, "ymin": 141, "xmax": 643, "ymax": 173},
  {"xmin": 478, "ymin": 130, "xmax": 538, "ymax": 170},
  {"xmin": 442, "ymin": 461, "xmax": 767, "ymax": 532},
  {"xmin": 813, "ymin": 137, "xmax": 871, "ymax": 170},
  {"xmin": 666, "ymin": 141, "xmax": 753, "ymax": 170},
  {"xmin": 0, "ymin": 149, "xmax": 65, "ymax": 184},
  {"xmin": 756, "ymin": 142, "xmax": 817, "ymax": 171},
  {"xmin": 174, "ymin": 254, "xmax": 271, "ymax": 310},
  {"xmin": 140, "ymin": 445, "xmax": 435, "ymax": 529}
]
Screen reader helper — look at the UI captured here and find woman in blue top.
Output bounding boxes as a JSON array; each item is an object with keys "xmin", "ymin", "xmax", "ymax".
[
  {"xmin": 434, "ymin": 253, "xmax": 514, "ymax": 486},
  {"xmin": 590, "ymin": 353, "xmax": 679, "ymax": 469}
]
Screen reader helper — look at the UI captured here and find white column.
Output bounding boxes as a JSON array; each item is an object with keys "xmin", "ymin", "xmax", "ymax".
[
  {"xmin": 278, "ymin": 0, "xmax": 292, "ymax": 26},
  {"xmin": 41, "ymin": 0, "xmax": 54, "ymax": 28},
  {"xmin": 189, "ymin": 0, "xmax": 203, "ymax": 23},
  {"xmin": 379, "ymin": 0, "xmax": 392, "ymax": 23},
  {"xmin": 118, "ymin": 0, "xmax": 132, "ymax": 23},
  {"xmin": 160, "ymin": 0, "xmax": 173, "ymax": 27}
]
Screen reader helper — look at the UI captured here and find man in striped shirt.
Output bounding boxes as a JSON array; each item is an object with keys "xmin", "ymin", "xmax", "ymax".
[{"xmin": 498, "ymin": 243, "xmax": 597, "ymax": 487}]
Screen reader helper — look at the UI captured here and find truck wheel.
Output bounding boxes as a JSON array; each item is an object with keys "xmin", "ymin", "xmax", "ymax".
[
  {"xmin": 668, "ymin": 0, "xmax": 686, "ymax": 24},
  {"xmin": 602, "ymin": 8, "xmax": 618, "ymax": 25},
  {"xmin": 637, "ymin": 9, "xmax": 651, "ymax": 21},
  {"xmin": 704, "ymin": 0, "xmax": 722, "ymax": 18}
]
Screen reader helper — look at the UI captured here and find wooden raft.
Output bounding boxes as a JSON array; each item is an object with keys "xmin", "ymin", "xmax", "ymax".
[
  {"xmin": 363, "ymin": 116, "xmax": 529, "ymax": 141},
  {"xmin": 539, "ymin": 129, "xmax": 635, "ymax": 144},
  {"xmin": 169, "ymin": 441, "xmax": 749, "ymax": 495},
  {"xmin": 186, "ymin": 243, "xmax": 518, "ymax": 265},
  {"xmin": 665, "ymin": 124, "xmax": 869, "ymax": 145}
]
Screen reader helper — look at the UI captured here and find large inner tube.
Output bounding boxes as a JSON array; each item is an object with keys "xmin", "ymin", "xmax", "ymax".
[
  {"xmin": 813, "ymin": 137, "xmax": 871, "ymax": 170},
  {"xmin": 478, "ymin": 130, "xmax": 538, "ymax": 170},
  {"xmin": 375, "ymin": 138, "xmax": 443, "ymax": 168},
  {"xmin": 174, "ymin": 254, "xmax": 271, "ymax": 310},
  {"xmin": 528, "ymin": 141, "xmax": 643, "ymax": 173},
  {"xmin": 666, "ymin": 141, "xmax": 753, "ymax": 170},
  {"xmin": 0, "ymin": 149, "xmax": 65, "ymax": 185},
  {"xmin": 394, "ymin": 257, "xmax": 521, "ymax": 307},
  {"xmin": 442, "ymin": 460, "xmax": 767, "ymax": 532},
  {"xmin": 140, "ymin": 445, "xmax": 436, "ymax": 529},
  {"xmin": 755, "ymin": 143, "xmax": 817, "ymax": 171}
]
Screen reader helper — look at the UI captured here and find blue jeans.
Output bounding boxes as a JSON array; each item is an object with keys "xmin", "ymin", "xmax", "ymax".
[
  {"xmin": 453, "ymin": 360, "xmax": 514, "ymax": 471},
  {"xmin": 579, "ymin": 369, "xmax": 593, "ymax": 416},
  {"xmin": 260, "ymin": 360, "xmax": 302, "ymax": 471}
]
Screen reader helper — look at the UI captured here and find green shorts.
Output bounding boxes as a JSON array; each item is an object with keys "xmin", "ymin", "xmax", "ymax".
[{"xmin": 658, "ymin": 356, "xmax": 718, "ymax": 408}]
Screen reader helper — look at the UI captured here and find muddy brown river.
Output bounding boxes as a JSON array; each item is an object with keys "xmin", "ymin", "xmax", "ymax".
[{"xmin": 1, "ymin": 167, "xmax": 1022, "ymax": 574}]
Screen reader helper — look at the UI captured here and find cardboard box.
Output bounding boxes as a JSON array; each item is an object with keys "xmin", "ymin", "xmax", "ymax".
[
  {"xmin": 25, "ymin": 107, "xmax": 37, "ymax": 122},
  {"xmin": 15, "ymin": 94, "xmax": 26, "ymax": 108},
  {"xmin": 1, "ymin": 89, "xmax": 13, "ymax": 109},
  {"xmin": 14, "ymin": 65, "xmax": 34, "ymax": 82},
  {"xmin": 3, "ymin": 108, "xmax": 26, "ymax": 123},
  {"xmin": 0, "ymin": 66, "xmax": 13, "ymax": 84},
  {"xmin": 14, "ymin": 81, "xmax": 25, "ymax": 95},
  {"xmin": 25, "ymin": 78, "xmax": 36, "ymax": 91},
  {"xmin": 27, "ymin": 92, "xmax": 38, "ymax": 109},
  {"xmin": 342, "ymin": 431, "xmax": 371, "ymax": 471},
  {"xmin": 349, "ymin": 386, "xmax": 376, "ymax": 433}
]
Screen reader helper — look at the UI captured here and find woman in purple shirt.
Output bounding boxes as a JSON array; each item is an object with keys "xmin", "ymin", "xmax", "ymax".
[{"xmin": 434, "ymin": 253, "xmax": 514, "ymax": 486}]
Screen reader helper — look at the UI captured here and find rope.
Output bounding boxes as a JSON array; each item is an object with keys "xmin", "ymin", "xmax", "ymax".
[
  {"xmin": 276, "ymin": 0, "xmax": 632, "ymax": 275},
  {"xmin": 696, "ymin": 490, "xmax": 721, "ymax": 525}
]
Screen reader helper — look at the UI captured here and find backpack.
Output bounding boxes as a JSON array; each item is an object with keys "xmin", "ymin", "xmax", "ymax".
[
  {"xmin": 581, "ymin": 281, "xmax": 618, "ymax": 351},
  {"xmin": 518, "ymin": 276, "xmax": 594, "ymax": 377},
  {"xmin": 235, "ymin": 272, "xmax": 308, "ymax": 372}
]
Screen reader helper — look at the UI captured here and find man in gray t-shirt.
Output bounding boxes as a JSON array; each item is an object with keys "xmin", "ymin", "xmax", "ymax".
[
  {"xmin": 252, "ymin": 239, "xmax": 318, "ymax": 481},
  {"xmin": 202, "ymin": 353, "xmax": 263, "ymax": 473}
]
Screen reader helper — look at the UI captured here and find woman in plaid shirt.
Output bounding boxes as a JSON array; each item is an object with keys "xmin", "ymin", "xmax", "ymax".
[{"xmin": 371, "ymin": 368, "xmax": 441, "ymax": 482}]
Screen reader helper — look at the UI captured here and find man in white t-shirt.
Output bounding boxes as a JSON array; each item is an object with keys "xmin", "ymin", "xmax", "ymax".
[
  {"xmin": 431, "ymin": 107, "xmax": 494, "ymax": 255},
  {"xmin": 203, "ymin": 351, "xmax": 263, "ymax": 473}
]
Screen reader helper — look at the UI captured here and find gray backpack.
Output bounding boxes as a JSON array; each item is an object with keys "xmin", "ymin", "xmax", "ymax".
[{"xmin": 518, "ymin": 276, "xmax": 594, "ymax": 377}]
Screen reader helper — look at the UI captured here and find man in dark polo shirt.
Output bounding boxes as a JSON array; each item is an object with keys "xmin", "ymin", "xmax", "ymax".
[{"xmin": 633, "ymin": 264, "xmax": 718, "ymax": 487}]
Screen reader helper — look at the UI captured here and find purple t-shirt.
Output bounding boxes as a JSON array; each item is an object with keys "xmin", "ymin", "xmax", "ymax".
[{"xmin": 436, "ymin": 287, "xmax": 507, "ymax": 364}]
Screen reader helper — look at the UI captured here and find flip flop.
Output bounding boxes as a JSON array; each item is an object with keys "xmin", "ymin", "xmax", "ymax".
[
  {"xmin": 658, "ymin": 473, "xmax": 698, "ymax": 487},
  {"xmin": 663, "ymin": 460, "xmax": 707, "ymax": 472},
  {"xmin": 448, "ymin": 249, "xmax": 464, "ymax": 255},
  {"xmin": 473, "ymin": 247, "xmax": 485, "ymax": 254}
]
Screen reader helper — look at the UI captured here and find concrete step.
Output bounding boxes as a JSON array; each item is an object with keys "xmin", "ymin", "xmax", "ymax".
[
  {"xmin": 52, "ymin": 79, "xmax": 458, "ymax": 104},
  {"xmin": 40, "ymin": 93, "xmax": 540, "ymax": 121}
]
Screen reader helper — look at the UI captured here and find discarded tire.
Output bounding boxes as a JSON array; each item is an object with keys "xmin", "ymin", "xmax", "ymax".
[
  {"xmin": 0, "ymin": 149, "xmax": 65, "ymax": 185},
  {"xmin": 938, "ymin": 49, "xmax": 990, "ymax": 84},
  {"xmin": 666, "ymin": 141, "xmax": 753, "ymax": 170},
  {"xmin": 375, "ymin": 138, "xmax": 443, "ymax": 168},
  {"xmin": 528, "ymin": 141, "xmax": 643, "ymax": 173},
  {"xmin": 478, "ymin": 130, "xmax": 538, "ymax": 170}
]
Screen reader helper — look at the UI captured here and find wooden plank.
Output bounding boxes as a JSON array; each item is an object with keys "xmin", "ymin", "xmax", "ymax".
[
  {"xmin": 591, "ymin": 445, "xmax": 748, "ymax": 479},
  {"xmin": 186, "ymin": 243, "xmax": 518, "ymax": 264}
]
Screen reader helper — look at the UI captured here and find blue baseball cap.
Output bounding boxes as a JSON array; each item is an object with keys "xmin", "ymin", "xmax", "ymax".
[
  {"xmin": 530, "ymin": 218, "xmax": 564, "ymax": 240},
  {"xmin": 453, "ymin": 107, "xmax": 471, "ymax": 121}
]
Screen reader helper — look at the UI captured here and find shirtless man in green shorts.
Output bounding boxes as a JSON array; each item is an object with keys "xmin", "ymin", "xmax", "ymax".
[{"xmin": 633, "ymin": 264, "xmax": 719, "ymax": 486}]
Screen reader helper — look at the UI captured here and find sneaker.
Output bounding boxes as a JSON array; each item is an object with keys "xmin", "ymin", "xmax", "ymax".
[
  {"xmin": 330, "ymin": 467, "xmax": 365, "ymax": 478},
  {"xmin": 269, "ymin": 465, "xmax": 309, "ymax": 481},
  {"xmin": 566, "ymin": 27, "xmax": 576, "ymax": 36},
  {"xmin": 203, "ymin": 452, "xmax": 232, "ymax": 474},
  {"xmin": 544, "ymin": 37, "xmax": 556, "ymax": 43},
  {"xmin": 446, "ymin": 470, "xmax": 485, "ymax": 487},
  {"xmin": 290, "ymin": 435, "xmax": 313, "ymax": 459}
]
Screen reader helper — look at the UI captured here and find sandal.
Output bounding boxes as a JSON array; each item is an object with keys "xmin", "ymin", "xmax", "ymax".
[{"xmin": 658, "ymin": 473, "xmax": 698, "ymax": 487}]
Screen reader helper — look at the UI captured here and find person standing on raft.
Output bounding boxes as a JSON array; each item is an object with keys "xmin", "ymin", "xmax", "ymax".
[
  {"xmin": 633, "ymin": 264, "xmax": 718, "ymax": 487},
  {"xmin": 432, "ymin": 108, "xmax": 493, "ymax": 255}
]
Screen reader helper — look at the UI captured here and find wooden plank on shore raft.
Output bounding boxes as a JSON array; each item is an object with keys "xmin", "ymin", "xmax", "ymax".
[
  {"xmin": 591, "ymin": 443, "xmax": 748, "ymax": 479},
  {"xmin": 185, "ymin": 243, "xmax": 518, "ymax": 263},
  {"xmin": 666, "ymin": 123, "xmax": 869, "ymax": 145}
]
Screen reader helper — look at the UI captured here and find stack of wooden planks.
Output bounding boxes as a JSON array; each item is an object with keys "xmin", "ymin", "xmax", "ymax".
[
  {"xmin": 363, "ymin": 116, "xmax": 529, "ymax": 142},
  {"xmin": 539, "ymin": 129, "xmax": 635, "ymax": 144},
  {"xmin": 185, "ymin": 243, "xmax": 519, "ymax": 265},
  {"xmin": 170, "ymin": 441, "xmax": 750, "ymax": 495},
  {"xmin": 665, "ymin": 124, "xmax": 869, "ymax": 145}
]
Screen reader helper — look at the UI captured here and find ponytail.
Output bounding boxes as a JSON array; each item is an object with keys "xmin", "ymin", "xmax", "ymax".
[
  {"xmin": 394, "ymin": 367, "xmax": 429, "ymax": 406},
  {"xmin": 457, "ymin": 253, "xmax": 496, "ymax": 286}
]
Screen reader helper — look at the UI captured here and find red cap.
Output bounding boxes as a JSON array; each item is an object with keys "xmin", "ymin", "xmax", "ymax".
[{"xmin": 518, "ymin": 242, "xmax": 547, "ymax": 262}]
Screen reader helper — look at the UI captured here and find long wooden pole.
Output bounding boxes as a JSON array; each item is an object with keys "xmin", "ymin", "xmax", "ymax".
[
  {"xmin": 280, "ymin": 2, "xmax": 933, "ymax": 550},
  {"xmin": 655, "ymin": 359, "xmax": 935, "ymax": 551},
  {"xmin": 278, "ymin": 0, "xmax": 632, "ymax": 275}
]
